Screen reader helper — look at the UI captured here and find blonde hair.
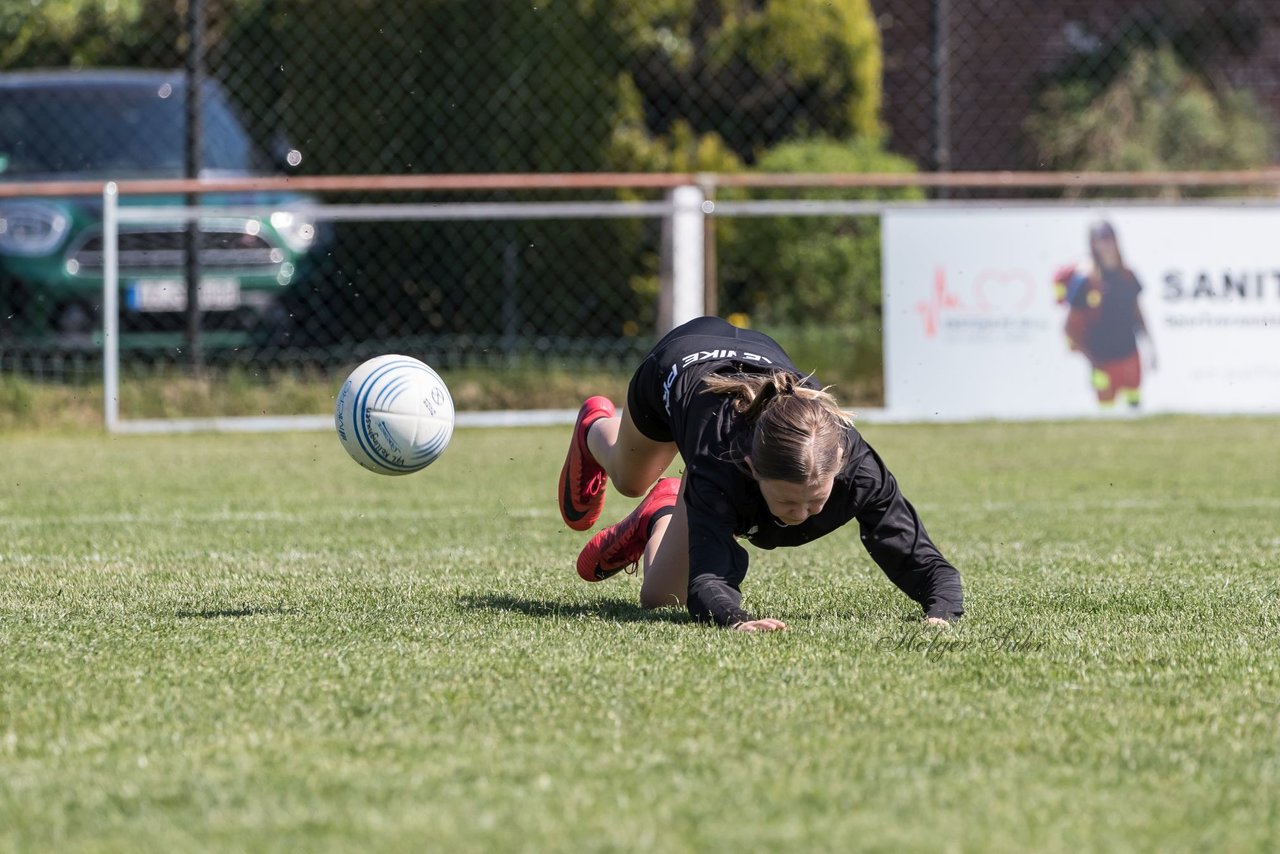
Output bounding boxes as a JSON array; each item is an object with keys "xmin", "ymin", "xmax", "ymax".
[{"xmin": 701, "ymin": 370, "xmax": 854, "ymax": 484}]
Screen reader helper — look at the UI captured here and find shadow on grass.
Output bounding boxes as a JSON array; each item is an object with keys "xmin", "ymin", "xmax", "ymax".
[
  {"xmin": 457, "ymin": 593, "xmax": 691, "ymax": 625},
  {"xmin": 175, "ymin": 605, "xmax": 298, "ymax": 619}
]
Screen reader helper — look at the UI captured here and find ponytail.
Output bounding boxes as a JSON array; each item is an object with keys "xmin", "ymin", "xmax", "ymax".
[{"xmin": 702, "ymin": 370, "xmax": 853, "ymax": 483}]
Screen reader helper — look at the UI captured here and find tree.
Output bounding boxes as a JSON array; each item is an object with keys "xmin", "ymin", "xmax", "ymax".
[
  {"xmin": 1027, "ymin": 45, "xmax": 1271, "ymax": 192},
  {"xmin": 609, "ymin": 0, "xmax": 882, "ymax": 168},
  {"xmin": 0, "ymin": 0, "xmax": 182, "ymax": 69},
  {"xmin": 2, "ymin": 0, "xmax": 894, "ymax": 349}
]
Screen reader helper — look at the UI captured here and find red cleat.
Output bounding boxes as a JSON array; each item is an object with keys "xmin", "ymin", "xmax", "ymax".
[
  {"xmin": 577, "ymin": 477, "xmax": 680, "ymax": 582},
  {"xmin": 558, "ymin": 396, "xmax": 616, "ymax": 531}
]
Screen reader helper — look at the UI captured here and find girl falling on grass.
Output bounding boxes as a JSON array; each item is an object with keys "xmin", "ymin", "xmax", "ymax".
[{"xmin": 557, "ymin": 316, "xmax": 964, "ymax": 631}]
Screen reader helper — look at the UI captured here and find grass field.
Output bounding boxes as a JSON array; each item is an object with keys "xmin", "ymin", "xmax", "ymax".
[{"xmin": 1, "ymin": 416, "xmax": 1278, "ymax": 852}]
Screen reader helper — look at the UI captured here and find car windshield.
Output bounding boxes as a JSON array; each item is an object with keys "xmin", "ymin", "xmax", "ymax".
[{"xmin": 0, "ymin": 79, "xmax": 258, "ymax": 179}]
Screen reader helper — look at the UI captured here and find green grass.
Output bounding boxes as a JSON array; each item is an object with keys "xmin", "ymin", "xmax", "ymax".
[{"xmin": 1, "ymin": 416, "xmax": 1278, "ymax": 852}]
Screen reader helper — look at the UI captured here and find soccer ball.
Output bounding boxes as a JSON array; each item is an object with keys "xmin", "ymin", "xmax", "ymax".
[{"xmin": 335, "ymin": 354, "xmax": 455, "ymax": 475}]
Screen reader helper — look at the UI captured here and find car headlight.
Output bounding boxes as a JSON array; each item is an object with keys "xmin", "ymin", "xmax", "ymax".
[
  {"xmin": 269, "ymin": 208, "xmax": 318, "ymax": 253},
  {"xmin": 0, "ymin": 201, "xmax": 71, "ymax": 257}
]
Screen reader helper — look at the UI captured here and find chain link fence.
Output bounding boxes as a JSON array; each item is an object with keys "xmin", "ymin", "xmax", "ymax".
[
  {"xmin": 1, "ymin": 0, "xmax": 1277, "ymax": 414},
  {"xmin": 881, "ymin": 0, "xmax": 1280, "ymax": 174}
]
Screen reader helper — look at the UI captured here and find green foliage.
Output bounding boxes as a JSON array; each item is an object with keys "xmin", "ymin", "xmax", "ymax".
[
  {"xmin": 611, "ymin": 0, "xmax": 884, "ymax": 162},
  {"xmin": 1027, "ymin": 46, "xmax": 1272, "ymax": 183},
  {"xmin": 224, "ymin": 1, "xmax": 653, "ymax": 338},
  {"xmin": 230, "ymin": 0, "xmax": 627, "ymax": 174},
  {"xmin": 0, "ymin": 0, "xmax": 893, "ymax": 347},
  {"xmin": 2, "ymin": 0, "xmax": 886, "ymax": 171},
  {"xmin": 605, "ymin": 74, "xmax": 745, "ymax": 173},
  {"xmin": 604, "ymin": 73, "xmax": 748, "ymax": 329},
  {"xmin": 719, "ymin": 137, "xmax": 919, "ymax": 379},
  {"xmin": 721, "ymin": 0, "xmax": 882, "ymax": 140},
  {"xmin": 0, "ymin": 0, "xmax": 185, "ymax": 68}
]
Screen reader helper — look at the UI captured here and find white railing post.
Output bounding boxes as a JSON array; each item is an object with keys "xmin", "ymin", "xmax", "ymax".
[
  {"xmin": 102, "ymin": 182, "xmax": 120, "ymax": 433},
  {"xmin": 670, "ymin": 184, "xmax": 706, "ymax": 328}
]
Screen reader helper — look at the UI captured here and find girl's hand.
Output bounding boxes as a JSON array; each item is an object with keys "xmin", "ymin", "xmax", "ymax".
[
  {"xmin": 734, "ymin": 618, "xmax": 788, "ymax": 632},
  {"xmin": 923, "ymin": 616, "xmax": 951, "ymax": 628}
]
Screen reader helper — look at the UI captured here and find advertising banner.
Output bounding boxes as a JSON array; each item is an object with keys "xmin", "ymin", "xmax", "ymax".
[{"xmin": 882, "ymin": 206, "xmax": 1280, "ymax": 419}]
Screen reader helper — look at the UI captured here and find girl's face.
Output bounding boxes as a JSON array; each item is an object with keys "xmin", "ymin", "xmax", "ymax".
[
  {"xmin": 747, "ymin": 452, "xmax": 841, "ymax": 526},
  {"xmin": 1093, "ymin": 235, "xmax": 1121, "ymax": 268}
]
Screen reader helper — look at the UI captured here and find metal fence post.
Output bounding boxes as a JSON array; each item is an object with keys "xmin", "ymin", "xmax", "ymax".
[
  {"xmin": 184, "ymin": 0, "xmax": 205, "ymax": 376},
  {"xmin": 102, "ymin": 182, "xmax": 120, "ymax": 433}
]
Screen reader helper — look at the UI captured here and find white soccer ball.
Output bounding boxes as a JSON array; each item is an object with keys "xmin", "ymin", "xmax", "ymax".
[{"xmin": 334, "ymin": 354, "xmax": 455, "ymax": 475}]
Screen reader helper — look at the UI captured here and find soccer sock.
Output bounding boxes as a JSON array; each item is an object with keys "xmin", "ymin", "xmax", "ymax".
[{"xmin": 646, "ymin": 505, "xmax": 676, "ymax": 540}]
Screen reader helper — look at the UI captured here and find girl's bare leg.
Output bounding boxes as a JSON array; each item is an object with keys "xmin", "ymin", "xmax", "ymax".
[
  {"xmin": 586, "ymin": 408, "xmax": 678, "ymax": 498},
  {"xmin": 638, "ymin": 483, "xmax": 689, "ymax": 609}
]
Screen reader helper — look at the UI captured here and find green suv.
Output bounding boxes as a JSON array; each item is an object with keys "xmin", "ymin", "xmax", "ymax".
[{"xmin": 0, "ymin": 69, "xmax": 322, "ymax": 346}]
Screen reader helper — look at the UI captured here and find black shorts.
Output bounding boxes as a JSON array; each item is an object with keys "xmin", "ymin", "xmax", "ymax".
[{"xmin": 625, "ymin": 316, "xmax": 801, "ymax": 444}]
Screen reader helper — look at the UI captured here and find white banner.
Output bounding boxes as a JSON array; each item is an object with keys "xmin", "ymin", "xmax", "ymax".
[{"xmin": 882, "ymin": 206, "xmax": 1280, "ymax": 419}]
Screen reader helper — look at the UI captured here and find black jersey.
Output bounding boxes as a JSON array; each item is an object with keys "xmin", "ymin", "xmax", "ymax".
[{"xmin": 626, "ymin": 317, "xmax": 965, "ymax": 627}]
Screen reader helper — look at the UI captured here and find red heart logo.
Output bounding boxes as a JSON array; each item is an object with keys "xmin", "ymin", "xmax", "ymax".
[{"xmin": 972, "ymin": 269, "xmax": 1036, "ymax": 312}]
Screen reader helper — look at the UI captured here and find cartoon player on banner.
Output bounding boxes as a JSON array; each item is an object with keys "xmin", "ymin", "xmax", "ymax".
[{"xmin": 1053, "ymin": 221, "xmax": 1157, "ymax": 408}]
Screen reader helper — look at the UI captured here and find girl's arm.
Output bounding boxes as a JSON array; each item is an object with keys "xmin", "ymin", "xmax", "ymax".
[
  {"xmin": 681, "ymin": 478, "xmax": 778, "ymax": 629},
  {"xmin": 854, "ymin": 448, "xmax": 965, "ymax": 622},
  {"xmin": 685, "ymin": 515, "xmax": 756, "ymax": 628}
]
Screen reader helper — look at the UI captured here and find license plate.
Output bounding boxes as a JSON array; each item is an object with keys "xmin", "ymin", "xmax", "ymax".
[{"xmin": 126, "ymin": 279, "xmax": 241, "ymax": 312}]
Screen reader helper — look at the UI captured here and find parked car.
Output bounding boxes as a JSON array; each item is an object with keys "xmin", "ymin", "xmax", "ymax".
[{"xmin": 0, "ymin": 69, "xmax": 324, "ymax": 347}]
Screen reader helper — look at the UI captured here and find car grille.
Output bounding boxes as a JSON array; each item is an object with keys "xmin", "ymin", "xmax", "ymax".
[{"xmin": 68, "ymin": 226, "xmax": 283, "ymax": 274}]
